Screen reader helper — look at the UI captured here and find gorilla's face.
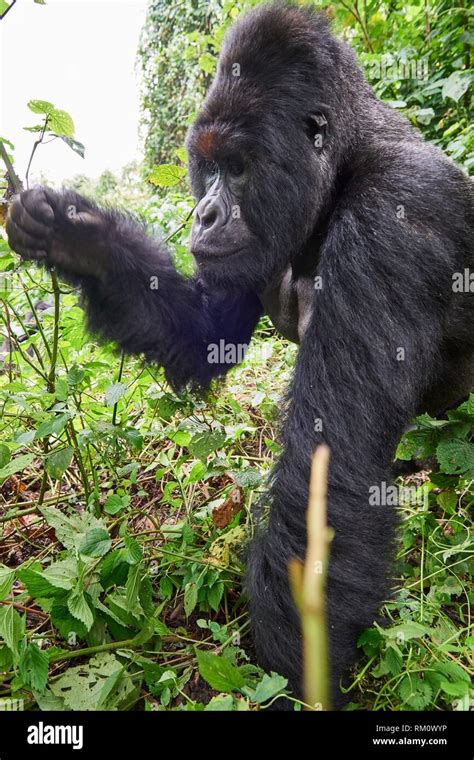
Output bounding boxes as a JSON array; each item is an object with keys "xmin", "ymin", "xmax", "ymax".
[{"xmin": 187, "ymin": 112, "xmax": 325, "ymax": 292}]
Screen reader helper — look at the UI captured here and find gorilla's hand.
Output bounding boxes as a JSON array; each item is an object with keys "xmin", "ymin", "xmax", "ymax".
[{"xmin": 6, "ymin": 188, "xmax": 109, "ymax": 279}]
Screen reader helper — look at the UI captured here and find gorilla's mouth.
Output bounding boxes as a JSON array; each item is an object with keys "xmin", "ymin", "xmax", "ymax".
[{"xmin": 191, "ymin": 246, "xmax": 246, "ymax": 262}]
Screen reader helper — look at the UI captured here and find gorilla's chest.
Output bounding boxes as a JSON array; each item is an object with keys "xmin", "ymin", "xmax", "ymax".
[{"xmin": 259, "ymin": 265, "xmax": 315, "ymax": 344}]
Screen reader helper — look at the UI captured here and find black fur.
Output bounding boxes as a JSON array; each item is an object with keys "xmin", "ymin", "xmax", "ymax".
[{"xmin": 6, "ymin": 2, "xmax": 474, "ymax": 708}]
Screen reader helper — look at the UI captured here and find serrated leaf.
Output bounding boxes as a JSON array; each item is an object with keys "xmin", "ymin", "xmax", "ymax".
[
  {"xmin": 399, "ymin": 675, "xmax": 433, "ymax": 709},
  {"xmin": 67, "ymin": 589, "xmax": 94, "ymax": 631},
  {"xmin": 0, "ymin": 605, "xmax": 23, "ymax": 664},
  {"xmin": 184, "ymin": 582, "xmax": 198, "ymax": 617},
  {"xmin": 148, "ymin": 163, "xmax": 186, "ymax": 187},
  {"xmin": 196, "ymin": 650, "xmax": 245, "ymax": 693},
  {"xmin": 79, "ymin": 528, "xmax": 111, "ymax": 558},
  {"xmin": 42, "ymin": 558, "xmax": 77, "ymax": 590},
  {"xmin": 436, "ymin": 439, "xmax": 474, "ymax": 475},
  {"xmin": 19, "ymin": 643, "xmax": 49, "ymax": 694},
  {"xmin": 0, "ymin": 565, "xmax": 14, "ymax": 600}
]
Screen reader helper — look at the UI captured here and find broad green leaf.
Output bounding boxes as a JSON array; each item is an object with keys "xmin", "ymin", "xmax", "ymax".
[
  {"xmin": 42, "ymin": 558, "xmax": 77, "ymax": 590},
  {"xmin": 67, "ymin": 589, "xmax": 94, "ymax": 631},
  {"xmin": 442, "ymin": 72, "xmax": 471, "ymax": 103},
  {"xmin": 50, "ymin": 653, "xmax": 136, "ymax": 710},
  {"xmin": 105, "ymin": 382, "xmax": 127, "ymax": 406},
  {"xmin": 104, "ymin": 494, "xmax": 130, "ymax": 515},
  {"xmin": 79, "ymin": 528, "xmax": 111, "ymax": 558},
  {"xmin": 28, "ymin": 99, "xmax": 55, "ymax": 115},
  {"xmin": 19, "ymin": 643, "xmax": 49, "ymax": 694},
  {"xmin": 188, "ymin": 431, "xmax": 226, "ymax": 461},
  {"xmin": 48, "ymin": 109, "xmax": 75, "ymax": 138},
  {"xmin": 0, "ymin": 565, "xmax": 14, "ymax": 600},
  {"xmin": 0, "ymin": 444, "xmax": 11, "ymax": 469},
  {"xmin": 45, "ymin": 446, "xmax": 74, "ymax": 479},
  {"xmin": 196, "ymin": 650, "xmax": 245, "ymax": 693},
  {"xmin": 0, "ymin": 605, "xmax": 23, "ymax": 664},
  {"xmin": 437, "ymin": 439, "xmax": 474, "ymax": 475},
  {"xmin": 250, "ymin": 672, "xmax": 288, "ymax": 704},
  {"xmin": 207, "ymin": 581, "xmax": 224, "ymax": 612},
  {"xmin": 0, "ymin": 453, "xmax": 34, "ymax": 481},
  {"xmin": 184, "ymin": 582, "xmax": 198, "ymax": 617},
  {"xmin": 148, "ymin": 163, "xmax": 186, "ymax": 188}
]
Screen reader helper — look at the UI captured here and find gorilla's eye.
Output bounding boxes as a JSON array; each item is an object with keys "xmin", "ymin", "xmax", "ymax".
[{"xmin": 228, "ymin": 158, "xmax": 245, "ymax": 178}]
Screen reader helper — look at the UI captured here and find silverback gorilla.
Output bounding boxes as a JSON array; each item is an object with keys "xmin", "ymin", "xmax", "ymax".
[{"xmin": 6, "ymin": 2, "xmax": 474, "ymax": 707}]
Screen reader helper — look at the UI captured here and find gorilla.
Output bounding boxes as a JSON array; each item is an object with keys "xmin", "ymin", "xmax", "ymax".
[{"xmin": 6, "ymin": 2, "xmax": 474, "ymax": 707}]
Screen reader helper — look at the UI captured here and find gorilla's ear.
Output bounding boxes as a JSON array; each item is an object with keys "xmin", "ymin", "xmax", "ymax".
[{"xmin": 307, "ymin": 110, "xmax": 328, "ymax": 150}]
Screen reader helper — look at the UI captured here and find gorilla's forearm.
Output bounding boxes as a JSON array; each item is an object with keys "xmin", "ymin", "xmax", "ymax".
[{"xmin": 6, "ymin": 188, "xmax": 262, "ymax": 390}]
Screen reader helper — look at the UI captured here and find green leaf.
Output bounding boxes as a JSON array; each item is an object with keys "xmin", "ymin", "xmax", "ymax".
[
  {"xmin": 50, "ymin": 652, "xmax": 136, "ymax": 710},
  {"xmin": 39, "ymin": 506, "xmax": 106, "ymax": 551},
  {"xmin": 188, "ymin": 431, "xmax": 226, "ymax": 461},
  {"xmin": 399, "ymin": 675, "xmax": 433, "ymax": 710},
  {"xmin": 45, "ymin": 446, "xmax": 74, "ymax": 479},
  {"xmin": 196, "ymin": 650, "xmax": 245, "ymax": 693},
  {"xmin": 79, "ymin": 528, "xmax": 111, "ymax": 558},
  {"xmin": 59, "ymin": 136, "xmax": 85, "ymax": 158},
  {"xmin": 18, "ymin": 567, "xmax": 64, "ymax": 599},
  {"xmin": 148, "ymin": 163, "xmax": 187, "ymax": 188},
  {"xmin": 442, "ymin": 72, "xmax": 471, "ymax": 103},
  {"xmin": 28, "ymin": 99, "xmax": 55, "ymax": 116},
  {"xmin": 0, "ymin": 565, "xmax": 14, "ymax": 600},
  {"xmin": 19, "ymin": 643, "xmax": 49, "ymax": 694},
  {"xmin": 48, "ymin": 109, "xmax": 75, "ymax": 138},
  {"xmin": 67, "ymin": 589, "xmax": 94, "ymax": 631},
  {"xmin": 104, "ymin": 494, "xmax": 130, "ymax": 515},
  {"xmin": 0, "ymin": 453, "xmax": 34, "ymax": 481},
  {"xmin": 386, "ymin": 622, "xmax": 430, "ymax": 642},
  {"xmin": 0, "ymin": 444, "xmax": 11, "ymax": 469},
  {"xmin": 42, "ymin": 558, "xmax": 77, "ymax": 590},
  {"xmin": 105, "ymin": 382, "xmax": 127, "ymax": 406},
  {"xmin": 251, "ymin": 672, "xmax": 288, "ymax": 704},
  {"xmin": 125, "ymin": 562, "xmax": 143, "ymax": 618},
  {"xmin": 184, "ymin": 582, "xmax": 198, "ymax": 617},
  {"xmin": 207, "ymin": 581, "xmax": 224, "ymax": 612},
  {"xmin": 436, "ymin": 439, "xmax": 474, "ymax": 475},
  {"xmin": 0, "ymin": 605, "xmax": 23, "ymax": 664}
]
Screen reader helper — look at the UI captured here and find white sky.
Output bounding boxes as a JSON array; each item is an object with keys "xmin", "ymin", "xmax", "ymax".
[{"xmin": 0, "ymin": 0, "xmax": 148, "ymax": 184}]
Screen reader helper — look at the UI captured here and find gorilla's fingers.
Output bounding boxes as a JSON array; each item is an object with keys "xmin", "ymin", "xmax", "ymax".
[
  {"xmin": 7, "ymin": 241, "xmax": 47, "ymax": 261},
  {"xmin": 20, "ymin": 188, "xmax": 55, "ymax": 226},
  {"xmin": 8, "ymin": 196, "xmax": 52, "ymax": 242},
  {"xmin": 6, "ymin": 213, "xmax": 48, "ymax": 253}
]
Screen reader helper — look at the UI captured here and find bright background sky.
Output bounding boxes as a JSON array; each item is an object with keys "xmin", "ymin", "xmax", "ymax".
[{"xmin": 0, "ymin": 0, "xmax": 148, "ymax": 184}]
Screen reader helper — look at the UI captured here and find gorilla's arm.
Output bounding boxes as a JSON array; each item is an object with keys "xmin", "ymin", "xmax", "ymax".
[
  {"xmin": 6, "ymin": 188, "xmax": 262, "ymax": 390},
  {"xmin": 247, "ymin": 186, "xmax": 456, "ymax": 704}
]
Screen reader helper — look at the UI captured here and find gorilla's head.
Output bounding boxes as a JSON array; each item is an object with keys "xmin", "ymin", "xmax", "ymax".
[{"xmin": 186, "ymin": 2, "xmax": 366, "ymax": 291}]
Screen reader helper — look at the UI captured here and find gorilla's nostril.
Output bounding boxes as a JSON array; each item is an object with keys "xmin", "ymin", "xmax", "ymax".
[{"xmin": 201, "ymin": 208, "xmax": 217, "ymax": 229}]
